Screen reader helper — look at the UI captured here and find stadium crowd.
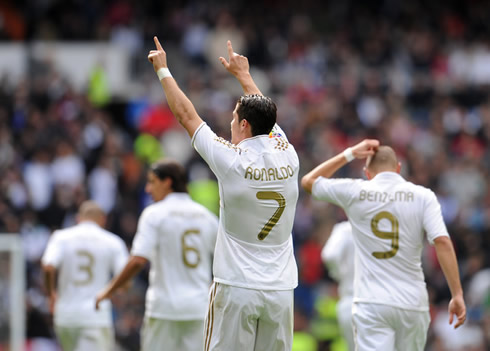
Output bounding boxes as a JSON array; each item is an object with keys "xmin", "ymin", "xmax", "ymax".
[{"xmin": 0, "ymin": 0, "xmax": 488, "ymax": 350}]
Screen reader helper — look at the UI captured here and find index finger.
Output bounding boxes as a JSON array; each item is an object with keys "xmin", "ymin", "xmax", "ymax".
[
  {"xmin": 154, "ymin": 36, "xmax": 163, "ymax": 51},
  {"xmin": 227, "ymin": 40, "xmax": 234, "ymax": 59}
]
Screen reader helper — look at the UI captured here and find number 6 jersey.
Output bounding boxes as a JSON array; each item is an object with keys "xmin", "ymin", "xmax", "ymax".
[
  {"xmin": 192, "ymin": 122, "xmax": 299, "ymax": 290},
  {"xmin": 131, "ymin": 193, "xmax": 218, "ymax": 320},
  {"xmin": 312, "ymin": 172, "xmax": 449, "ymax": 311}
]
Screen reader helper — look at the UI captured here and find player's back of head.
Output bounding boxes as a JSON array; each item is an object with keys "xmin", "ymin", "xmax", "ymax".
[
  {"xmin": 366, "ymin": 145, "xmax": 398, "ymax": 174},
  {"xmin": 150, "ymin": 159, "xmax": 188, "ymax": 192},
  {"xmin": 77, "ymin": 200, "xmax": 106, "ymax": 227},
  {"xmin": 237, "ymin": 94, "xmax": 277, "ymax": 136}
]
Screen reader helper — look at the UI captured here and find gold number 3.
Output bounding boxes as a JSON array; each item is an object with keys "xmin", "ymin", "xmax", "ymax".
[
  {"xmin": 74, "ymin": 250, "xmax": 94, "ymax": 286},
  {"xmin": 256, "ymin": 191, "xmax": 286, "ymax": 240},
  {"xmin": 371, "ymin": 211, "xmax": 399, "ymax": 259}
]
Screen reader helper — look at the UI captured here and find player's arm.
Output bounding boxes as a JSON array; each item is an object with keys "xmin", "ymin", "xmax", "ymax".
[
  {"xmin": 148, "ymin": 36, "xmax": 203, "ymax": 138},
  {"xmin": 219, "ymin": 40, "xmax": 262, "ymax": 95},
  {"xmin": 42, "ymin": 264, "xmax": 57, "ymax": 315},
  {"xmin": 301, "ymin": 139, "xmax": 379, "ymax": 193},
  {"xmin": 95, "ymin": 255, "xmax": 148, "ymax": 309},
  {"xmin": 433, "ymin": 236, "xmax": 466, "ymax": 329}
]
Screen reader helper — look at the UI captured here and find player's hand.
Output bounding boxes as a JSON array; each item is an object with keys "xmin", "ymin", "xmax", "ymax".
[
  {"xmin": 148, "ymin": 36, "xmax": 168, "ymax": 72},
  {"xmin": 351, "ymin": 139, "xmax": 380, "ymax": 159},
  {"xmin": 95, "ymin": 291, "xmax": 109, "ymax": 310},
  {"xmin": 219, "ymin": 40, "xmax": 250, "ymax": 77},
  {"xmin": 448, "ymin": 295, "xmax": 466, "ymax": 329}
]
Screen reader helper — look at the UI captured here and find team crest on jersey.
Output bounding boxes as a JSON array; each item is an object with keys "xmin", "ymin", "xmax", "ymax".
[{"xmin": 269, "ymin": 131, "xmax": 282, "ymax": 138}]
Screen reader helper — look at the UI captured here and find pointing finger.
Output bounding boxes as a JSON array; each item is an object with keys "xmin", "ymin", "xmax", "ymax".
[
  {"xmin": 154, "ymin": 36, "xmax": 164, "ymax": 51},
  {"xmin": 227, "ymin": 40, "xmax": 234, "ymax": 59}
]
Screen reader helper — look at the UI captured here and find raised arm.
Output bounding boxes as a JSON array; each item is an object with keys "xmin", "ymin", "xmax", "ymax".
[
  {"xmin": 433, "ymin": 236, "xmax": 466, "ymax": 329},
  {"xmin": 148, "ymin": 36, "xmax": 203, "ymax": 138},
  {"xmin": 301, "ymin": 139, "xmax": 379, "ymax": 193},
  {"xmin": 219, "ymin": 40, "xmax": 262, "ymax": 96}
]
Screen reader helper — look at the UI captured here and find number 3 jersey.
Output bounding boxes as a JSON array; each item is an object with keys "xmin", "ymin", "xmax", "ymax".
[
  {"xmin": 41, "ymin": 221, "xmax": 129, "ymax": 327},
  {"xmin": 131, "ymin": 193, "xmax": 218, "ymax": 320},
  {"xmin": 192, "ymin": 122, "xmax": 299, "ymax": 291},
  {"xmin": 313, "ymin": 172, "xmax": 449, "ymax": 311}
]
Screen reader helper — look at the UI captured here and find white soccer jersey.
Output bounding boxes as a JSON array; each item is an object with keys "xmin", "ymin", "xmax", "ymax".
[
  {"xmin": 131, "ymin": 193, "xmax": 218, "ymax": 320},
  {"xmin": 313, "ymin": 172, "xmax": 449, "ymax": 311},
  {"xmin": 41, "ymin": 221, "xmax": 129, "ymax": 327},
  {"xmin": 322, "ymin": 221, "xmax": 355, "ymax": 299},
  {"xmin": 192, "ymin": 122, "xmax": 299, "ymax": 290}
]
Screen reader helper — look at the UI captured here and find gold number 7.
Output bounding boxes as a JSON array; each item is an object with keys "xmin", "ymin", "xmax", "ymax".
[
  {"xmin": 371, "ymin": 211, "xmax": 399, "ymax": 259},
  {"xmin": 256, "ymin": 191, "xmax": 286, "ymax": 240}
]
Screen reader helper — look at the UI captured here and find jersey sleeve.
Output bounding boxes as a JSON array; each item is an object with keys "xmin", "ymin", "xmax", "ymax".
[
  {"xmin": 41, "ymin": 231, "xmax": 63, "ymax": 268},
  {"xmin": 191, "ymin": 122, "xmax": 238, "ymax": 179},
  {"xmin": 131, "ymin": 208, "xmax": 159, "ymax": 260},
  {"xmin": 312, "ymin": 177, "xmax": 359, "ymax": 209},
  {"xmin": 321, "ymin": 222, "xmax": 350, "ymax": 282},
  {"xmin": 113, "ymin": 238, "xmax": 129, "ymax": 275},
  {"xmin": 423, "ymin": 190, "xmax": 450, "ymax": 244}
]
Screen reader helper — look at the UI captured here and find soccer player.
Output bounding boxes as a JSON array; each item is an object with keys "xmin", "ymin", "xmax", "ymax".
[
  {"xmin": 148, "ymin": 37, "xmax": 299, "ymax": 350},
  {"xmin": 301, "ymin": 141, "xmax": 466, "ymax": 351},
  {"xmin": 96, "ymin": 159, "xmax": 218, "ymax": 351},
  {"xmin": 321, "ymin": 221, "xmax": 355, "ymax": 351},
  {"xmin": 41, "ymin": 201, "xmax": 129, "ymax": 351}
]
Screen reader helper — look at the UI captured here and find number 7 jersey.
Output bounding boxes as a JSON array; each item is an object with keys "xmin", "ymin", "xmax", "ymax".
[
  {"xmin": 312, "ymin": 172, "xmax": 449, "ymax": 311},
  {"xmin": 192, "ymin": 123, "xmax": 299, "ymax": 290}
]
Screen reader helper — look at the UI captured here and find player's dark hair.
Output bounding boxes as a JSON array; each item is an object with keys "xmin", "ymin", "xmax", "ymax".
[
  {"xmin": 236, "ymin": 94, "xmax": 277, "ymax": 136},
  {"xmin": 150, "ymin": 159, "xmax": 188, "ymax": 193}
]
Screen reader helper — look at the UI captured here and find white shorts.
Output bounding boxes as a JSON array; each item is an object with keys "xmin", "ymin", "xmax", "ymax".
[
  {"xmin": 337, "ymin": 296, "xmax": 355, "ymax": 351},
  {"xmin": 141, "ymin": 317, "xmax": 204, "ymax": 351},
  {"xmin": 204, "ymin": 282, "xmax": 294, "ymax": 351},
  {"xmin": 55, "ymin": 325, "xmax": 113, "ymax": 351},
  {"xmin": 352, "ymin": 302, "xmax": 430, "ymax": 351}
]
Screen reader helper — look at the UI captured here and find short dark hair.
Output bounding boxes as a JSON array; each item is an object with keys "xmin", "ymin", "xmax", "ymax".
[
  {"xmin": 236, "ymin": 94, "xmax": 277, "ymax": 136},
  {"xmin": 150, "ymin": 159, "xmax": 188, "ymax": 193}
]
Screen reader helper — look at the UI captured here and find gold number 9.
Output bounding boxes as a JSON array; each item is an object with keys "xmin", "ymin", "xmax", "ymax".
[{"xmin": 371, "ymin": 211, "xmax": 399, "ymax": 259}]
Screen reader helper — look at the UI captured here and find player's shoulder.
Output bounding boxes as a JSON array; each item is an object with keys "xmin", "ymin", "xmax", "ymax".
[
  {"xmin": 99, "ymin": 228, "xmax": 126, "ymax": 246},
  {"xmin": 191, "ymin": 199, "xmax": 219, "ymax": 221},
  {"xmin": 332, "ymin": 221, "xmax": 352, "ymax": 233},
  {"xmin": 49, "ymin": 226, "xmax": 77, "ymax": 241},
  {"xmin": 402, "ymin": 179, "xmax": 436, "ymax": 198}
]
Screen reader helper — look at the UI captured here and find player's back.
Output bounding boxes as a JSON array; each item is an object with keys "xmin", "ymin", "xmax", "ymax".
[
  {"xmin": 134, "ymin": 193, "xmax": 218, "ymax": 320},
  {"xmin": 44, "ymin": 221, "xmax": 128, "ymax": 326},
  {"xmin": 347, "ymin": 172, "xmax": 445, "ymax": 311}
]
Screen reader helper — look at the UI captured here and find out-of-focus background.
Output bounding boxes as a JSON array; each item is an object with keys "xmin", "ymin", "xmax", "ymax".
[{"xmin": 0, "ymin": 0, "xmax": 488, "ymax": 350}]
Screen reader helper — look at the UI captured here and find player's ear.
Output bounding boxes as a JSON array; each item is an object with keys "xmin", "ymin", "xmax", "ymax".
[{"xmin": 396, "ymin": 162, "xmax": 401, "ymax": 174}]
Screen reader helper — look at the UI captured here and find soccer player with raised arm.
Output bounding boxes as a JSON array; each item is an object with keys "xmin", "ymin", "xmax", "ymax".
[
  {"xmin": 302, "ymin": 142, "xmax": 466, "ymax": 351},
  {"xmin": 42, "ymin": 201, "xmax": 129, "ymax": 351},
  {"xmin": 96, "ymin": 159, "xmax": 218, "ymax": 351},
  {"xmin": 147, "ymin": 37, "xmax": 299, "ymax": 351}
]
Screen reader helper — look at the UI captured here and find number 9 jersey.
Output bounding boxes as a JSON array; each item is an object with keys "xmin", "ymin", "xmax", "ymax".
[
  {"xmin": 312, "ymin": 172, "xmax": 449, "ymax": 311},
  {"xmin": 192, "ymin": 122, "xmax": 299, "ymax": 290}
]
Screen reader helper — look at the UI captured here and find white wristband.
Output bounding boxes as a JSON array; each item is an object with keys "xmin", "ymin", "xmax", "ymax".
[
  {"xmin": 343, "ymin": 147, "xmax": 355, "ymax": 162},
  {"xmin": 156, "ymin": 67, "xmax": 172, "ymax": 80}
]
